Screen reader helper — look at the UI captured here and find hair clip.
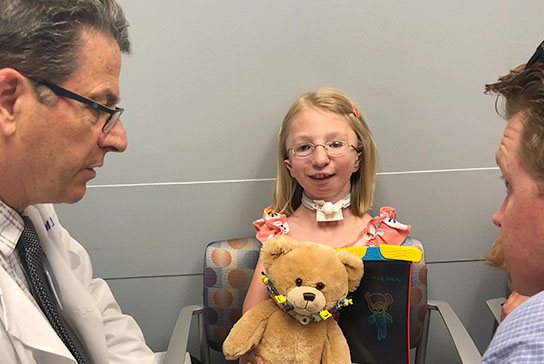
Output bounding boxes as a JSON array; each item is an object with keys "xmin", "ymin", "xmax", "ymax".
[{"xmin": 352, "ymin": 103, "xmax": 361, "ymax": 119}]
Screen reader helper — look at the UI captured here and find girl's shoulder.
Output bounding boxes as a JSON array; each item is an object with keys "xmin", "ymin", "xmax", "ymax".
[
  {"xmin": 350, "ymin": 206, "xmax": 411, "ymax": 247},
  {"xmin": 253, "ymin": 206, "xmax": 291, "ymax": 243}
]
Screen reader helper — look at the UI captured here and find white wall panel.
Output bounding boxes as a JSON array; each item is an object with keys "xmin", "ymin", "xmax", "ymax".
[
  {"xmin": 374, "ymin": 169, "xmax": 504, "ymax": 261},
  {"xmin": 91, "ymin": 0, "xmax": 544, "ymax": 185},
  {"xmin": 55, "ymin": 180, "xmax": 275, "ymax": 277}
]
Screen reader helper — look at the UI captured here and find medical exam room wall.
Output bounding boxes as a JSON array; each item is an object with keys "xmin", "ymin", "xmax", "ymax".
[{"xmin": 54, "ymin": 1, "xmax": 544, "ymax": 363}]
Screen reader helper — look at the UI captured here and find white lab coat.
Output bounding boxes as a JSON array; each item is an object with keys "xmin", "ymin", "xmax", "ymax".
[{"xmin": 0, "ymin": 204, "xmax": 158, "ymax": 364}]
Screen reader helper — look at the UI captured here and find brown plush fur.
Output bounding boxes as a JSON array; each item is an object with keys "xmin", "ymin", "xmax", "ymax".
[{"xmin": 222, "ymin": 235, "xmax": 364, "ymax": 364}]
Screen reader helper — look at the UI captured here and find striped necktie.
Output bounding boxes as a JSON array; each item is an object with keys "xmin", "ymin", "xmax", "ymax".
[{"xmin": 16, "ymin": 215, "xmax": 91, "ymax": 364}]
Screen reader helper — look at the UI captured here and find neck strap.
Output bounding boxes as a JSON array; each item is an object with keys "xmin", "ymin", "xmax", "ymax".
[{"xmin": 301, "ymin": 191, "xmax": 351, "ymax": 222}]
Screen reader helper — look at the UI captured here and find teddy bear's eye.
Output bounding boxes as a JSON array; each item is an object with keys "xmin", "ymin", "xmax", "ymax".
[
  {"xmin": 316, "ymin": 282, "xmax": 325, "ymax": 290},
  {"xmin": 295, "ymin": 278, "xmax": 303, "ymax": 286}
]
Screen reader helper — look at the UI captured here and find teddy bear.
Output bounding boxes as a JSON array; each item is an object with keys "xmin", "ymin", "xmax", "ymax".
[{"xmin": 222, "ymin": 235, "xmax": 364, "ymax": 364}]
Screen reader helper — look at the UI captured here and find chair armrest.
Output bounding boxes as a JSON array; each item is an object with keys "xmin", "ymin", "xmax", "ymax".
[
  {"xmin": 163, "ymin": 304, "xmax": 204, "ymax": 364},
  {"xmin": 486, "ymin": 297, "xmax": 506, "ymax": 324},
  {"xmin": 427, "ymin": 300, "xmax": 481, "ymax": 364}
]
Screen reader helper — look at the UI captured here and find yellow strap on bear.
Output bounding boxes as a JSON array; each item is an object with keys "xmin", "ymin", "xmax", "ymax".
[{"xmin": 319, "ymin": 310, "xmax": 332, "ymax": 320}]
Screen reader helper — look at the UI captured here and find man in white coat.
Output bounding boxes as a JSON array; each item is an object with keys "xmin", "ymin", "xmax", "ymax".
[{"xmin": 0, "ymin": 0, "xmax": 163, "ymax": 363}]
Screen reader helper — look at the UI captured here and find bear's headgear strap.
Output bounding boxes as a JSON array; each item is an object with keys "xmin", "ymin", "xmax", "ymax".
[
  {"xmin": 260, "ymin": 272, "xmax": 353, "ymax": 325},
  {"xmin": 260, "ymin": 272, "xmax": 294, "ymax": 312}
]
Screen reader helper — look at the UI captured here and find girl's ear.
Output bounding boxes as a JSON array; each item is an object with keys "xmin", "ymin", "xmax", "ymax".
[
  {"xmin": 353, "ymin": 151, "xmax": 362, "ymax": 171},
  {"xmin": 284, "ymin": 158, "xmax": 294, "ymax": 177}
]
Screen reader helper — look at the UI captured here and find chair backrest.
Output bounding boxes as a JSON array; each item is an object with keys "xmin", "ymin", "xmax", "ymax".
[
  {"xmin": 403, "ymin": 237, "xmax": 427, "ymax": 348},
  {"xmin": 202, "ymin": 237, "xmax": 261, "ymax": 352},
  {"xmin": 202, "ymin": 236, "xmax": 427, "ymax": 360}
]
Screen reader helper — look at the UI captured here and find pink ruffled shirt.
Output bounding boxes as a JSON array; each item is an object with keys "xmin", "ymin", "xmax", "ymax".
[{"xmin": 253, "ymin": 206, "xmax": 411, "ymax": 247}]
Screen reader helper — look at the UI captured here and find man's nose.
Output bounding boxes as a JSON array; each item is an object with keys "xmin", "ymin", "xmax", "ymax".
[
  {"xmin": 98, "ymin": 118, "xmax": 128, "ymax": 153},
  {"xmin": 492, "ymin": 207, "xmax": 502, "ymax": 227}
]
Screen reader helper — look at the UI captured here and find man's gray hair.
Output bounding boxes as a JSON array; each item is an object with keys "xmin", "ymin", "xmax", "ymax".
[{"xmin": 0, "ymin": 0, "xmax": 130, "ymax": 84}]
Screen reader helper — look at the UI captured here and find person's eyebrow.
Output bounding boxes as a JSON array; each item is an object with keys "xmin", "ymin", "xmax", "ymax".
[
  {"xmin": 90, "ymin": 89, "xmax": 120, "ymax": 107},
  {"xmin": 292, "ymin": 132, "xmax": 348, "ymax": 142},
  {"xmin": 290, "ymin": 134, "xmax": 312, "ymax": 143},
  {"xmin": 324, "ymin": 131, "xmax": 348, "ymax": 139}
]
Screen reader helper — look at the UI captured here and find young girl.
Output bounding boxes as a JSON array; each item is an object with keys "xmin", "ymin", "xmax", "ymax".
[{"xmin": 240, "ymin": 88, "xmax": 410, "ymax": 364}]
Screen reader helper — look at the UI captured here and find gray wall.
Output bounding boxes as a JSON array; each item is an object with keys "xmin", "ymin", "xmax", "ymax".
[{"xmin": 54, "ymin": 1, "xmax": 544, "ymax": 363}]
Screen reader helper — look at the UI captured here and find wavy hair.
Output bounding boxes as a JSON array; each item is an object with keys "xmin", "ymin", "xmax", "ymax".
[{"xmin": 485, "ymin": 63, "xmax": 544, "ymax": 192}]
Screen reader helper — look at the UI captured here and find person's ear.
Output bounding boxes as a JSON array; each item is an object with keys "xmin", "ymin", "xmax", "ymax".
[
  {"xmin": 0, "ymin": 69, "xmax": 27, "ymax": 136},
  {"xmin": 353, "ymin": 151, "xmax": 362, "ymax": 171},
  {"xmin": 284, "ymin": 158, "xmax": 295, "ymax": 177}
]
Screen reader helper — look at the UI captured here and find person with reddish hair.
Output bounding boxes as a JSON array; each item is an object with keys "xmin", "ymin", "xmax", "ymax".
[{"xmin": 482, "ymin": 40, "xmax": 544, "ymax": 363}]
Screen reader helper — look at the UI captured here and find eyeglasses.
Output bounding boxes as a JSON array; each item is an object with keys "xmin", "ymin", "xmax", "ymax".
[
  {"xmin": 31, "ymin": 78, "xmax": 123, "ymax": 133},
  {"xmin": 287, "ymin": 141, "xmax": 359, "ymax": 158},
  {"xmin": 525, "ymin": 40, "xmax": 544, "ymax": 70}
]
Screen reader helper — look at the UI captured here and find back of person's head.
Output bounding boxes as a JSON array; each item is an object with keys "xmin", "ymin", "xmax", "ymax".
[
  {"xmin": 485, "ymin": 51, "xmax": 544, "ymax": 191},
  {"xmin": 274, "ymin": 87, "xmax": 378, "ymax": 216},
  {"xmin": 0, "ymin": 0, "xmax": 130, "ymax": 87}
]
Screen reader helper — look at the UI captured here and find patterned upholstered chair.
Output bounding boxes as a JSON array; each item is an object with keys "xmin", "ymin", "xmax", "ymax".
[
  {"xmin": 402, "ymin": 237, "xmax": 428, "ymax": 350},
  {"xmin": 164, "ymin": 237, "xmax": 481, "ymax": 364},
  {"xmin": 202, "ymin": 238, "xmax": 261, "ymax": 354}
]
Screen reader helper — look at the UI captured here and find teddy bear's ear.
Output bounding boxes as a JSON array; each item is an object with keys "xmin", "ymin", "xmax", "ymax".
[
  {"xmin": 384, "ymin": 293, "xmax": 394, "ymax": 304},
  {"xmin": 261, "ymin": 235, "xmax": 299, "ymax": 271},
  {"xmin": 336, "ymin": 250, "xmax": 364, "ymax": 292}
]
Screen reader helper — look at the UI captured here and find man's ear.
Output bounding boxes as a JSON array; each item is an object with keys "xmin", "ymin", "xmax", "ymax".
[{"xmin": 0, "ymin": 69, "xmax": 28, "ymax": 136}]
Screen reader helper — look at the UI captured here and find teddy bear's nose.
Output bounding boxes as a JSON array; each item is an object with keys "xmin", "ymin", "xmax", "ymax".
[{"xmin": 303, "ymin": 292, "xmax": 316, "ymax": 302}]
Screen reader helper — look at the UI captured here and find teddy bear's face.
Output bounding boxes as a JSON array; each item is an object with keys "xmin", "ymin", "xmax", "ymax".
[
  {"xmin": 286, "ymin": 282, "xmax": 326, "ymax": 316},
  {"xmin": 365, "ymin": 292, "xmax": 394, "ymax": 314},
  {"xmin": 263, "ymin": 239, "xmax": 363, "ymax": 316}
]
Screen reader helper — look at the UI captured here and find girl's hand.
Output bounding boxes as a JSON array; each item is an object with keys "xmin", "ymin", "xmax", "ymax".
[{"xmin": 239, "ymin": 351, "xmax": 264, "ymax": 364}]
